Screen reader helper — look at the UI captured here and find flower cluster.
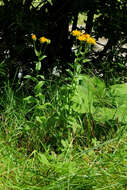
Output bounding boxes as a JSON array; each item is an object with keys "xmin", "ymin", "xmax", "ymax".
[
  {"xmin": 32, "ymin": 34, "xmax": 51, "ymax": 44},
  {"xmin": 71, "ymin": 30, "xmax": 82, "ymax": 37},
  {"xmin": 39, "ymin": 36, "xmax": 51, "ymax": 44},
  {"xmin": 32, "ymin": 34, "xmax": 37, "ymax": 41},
  {"xmin": 71, "ymin": 30, "xmax": 96, "ymax": 45}
]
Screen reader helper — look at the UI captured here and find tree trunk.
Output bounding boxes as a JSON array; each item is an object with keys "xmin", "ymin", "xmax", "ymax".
[{"xmin": 85, "ymin": 10, "xmax": 94, "ymax": 34}]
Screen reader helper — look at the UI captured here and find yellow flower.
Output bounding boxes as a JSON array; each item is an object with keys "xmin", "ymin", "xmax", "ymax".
[
  {"xmin": 71, "ymin": 30, "xmax": 82, "ymax": 37},
  {"xmin": 32, "ymin": 34, "xmax": 37, "ymax": 41},
  {"xmin": 39, "ymin": 36, "xmax": 50, "ymax": 44},
  {"xmin": 77, "ymin": 33, "xmax": 96, "ymax": 44},
  {"xmin": 86, "ymin": 37, "xmax": 96, "ymax": 45},
  {"xmin": 77, "ymin": 34, "xmax": 87, "ymax": 41},
  {"xmin": 84, "ymin": 34, "xmax": 90, "ymax": 38},
  {"xmin": 77, "ymin": 33, "xmax": 91, "ymax": 42}
]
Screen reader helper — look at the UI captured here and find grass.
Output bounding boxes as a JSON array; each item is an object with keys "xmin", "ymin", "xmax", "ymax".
[
  {"xmin": 0, "ymin": 124, "xmax": 127, "ymax": 189},
  {"xmin": 0, "ymin": 77, "xmax": 127, "ymax": 189}
]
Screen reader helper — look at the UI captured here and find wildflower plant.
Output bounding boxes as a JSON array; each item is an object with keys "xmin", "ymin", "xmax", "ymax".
[
  {"xmin": 23, "ymin": 31, "xmax": 96, "ymax": 151},
  {"xmin": 56, "ymin": 30, "xmax": 96, "ymax": 148},
  {"xmin": 31, "ymin": 34, "xmax": 50, "ymax": 71},
  {"xmin": 23, "ymin": 34, "xmax": 51, "ymax": 149},
  {"xmin": 25, "ymin": 33, "xmax": 51, "ymax": 95},
  {"xmin": 71, "ymin": 29, "xmax": 96, "ymax": 76},
  {"xmin": 71, "ymin": 30, "xmax": 96, "ymax": 65}
]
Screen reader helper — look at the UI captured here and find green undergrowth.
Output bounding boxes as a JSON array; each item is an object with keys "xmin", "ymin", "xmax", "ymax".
[
  {"xmin": 0, "ymin": 76, "xmax": 127, "ymax": 189},
  {"xmin": 0, "ymin": 127, "xmax": 127, "ymax": 189}
]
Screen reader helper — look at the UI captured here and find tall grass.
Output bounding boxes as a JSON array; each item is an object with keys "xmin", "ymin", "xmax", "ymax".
[
  {"xmin": 0, "ymin": 111, "xmax": 127, "ymax": 189},
  {"xmin": 0, "ymin": 74, "xmax": 127, "ymax": 189}
]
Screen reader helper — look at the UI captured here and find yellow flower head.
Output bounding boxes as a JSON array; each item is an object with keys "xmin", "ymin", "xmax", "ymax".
[
  {"xmin": 71, "ymin": 30, "xmax": 82, "ymax": 37},
  {"xmin": 39, "ymin": 36, "xmax": 51, "ymax": 44},
  {"xmin": 84, "ymin": 34, "xmax": 90, "ymax": 38},
  {"xmin": 77, "ymin": 34, "xmax": 87, "ymax": 41},
  {"xmin": 77, "ymin": 33, "xmax": 91, "ymax": 42},
  {"xmin": 86, "ymin": 37, "xmax": 96, "ymax": 45},
  {"xmin": 77, "ymin": 33, "xmax": 96, "ymax": 44},
  {"xmin": 32, "ymin": 34, "xmax": 37, "ymax": 41}
]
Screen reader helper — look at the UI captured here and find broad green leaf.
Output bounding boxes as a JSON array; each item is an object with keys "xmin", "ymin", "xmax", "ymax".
[
  {"xmin": 113, "ymin": 95, "xmax": 127, "ymax": 107},
  {"xmin": 110, "ymin": 83, "xmax": 127, "ymax": 96},
  {"xmin": 115, "ymin": 105, "xmax": 127, "ymax": 123},
  {"xmin": 35, "ymin": 61, "xmax": 41, "ymax": 71},
  {"xmin": 72, "ymin": 74, "xmax": 105, "ymax": 114},
  {"xmin": 72, "ymin": 84, "xmax": 94, "ymax": 114},
  {"xmin": 91, "ymin": 76, "xmax": 106, "ymax": 98},
  {"xmin": 93, "ymin": 107, "xmax": 116, "ymax": 122},
  {"xmin": 110, "ymin": 83, "xmax": 127, "ymax": 106}
]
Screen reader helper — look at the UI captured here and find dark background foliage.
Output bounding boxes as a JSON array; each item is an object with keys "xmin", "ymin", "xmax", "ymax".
[{"xmin": 0, "ymin": 0, "xmax": 127, "ymax": 82}]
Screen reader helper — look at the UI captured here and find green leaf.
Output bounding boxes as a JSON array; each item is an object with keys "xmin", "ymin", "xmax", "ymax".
[
  {"xmin": 110, "ymin": 84, "xmax": 127, "ymax": 96},
  {"xmin": 75, "ymin": 57, "xmax": 81, "ymax": 62},
  {"xmin": 34, "ymin": 81, "xmax": 44, "ymax": 92},
  {"xmin": 23, "ymin": 96, "xmax": 36, "ymax": 104},
  {"xmin": 37, "ymin": 75, "xmax": 45, "ymax": 80},
  {"xmin": 36, "ymin": 116, "xmax": 46, "ymax": 124},
  {"xmin": 72, "ymin": 74, "xmax": 106, "ymax": 114},
  {"xmin": 115, "ymin": 105, "xmax": 127, "ymax": 123},
  {"xmin": 66, "ymin": 69, "xmax": 73, "ymax": 77},
  {"xmin": 34, "ymin": 49, "xmax": 41, "ymax": 57},
  {"xmin": 39, "ymin": 55, "xmax": 47, "ymax": 61},
  {"xmin": 35, "ymin": 93, "xmax": 45, "ymax": 103},
  {"xmin": 68, "ymin": 63, "xmax": 74, "ymax": 69},
  {"xmin": 72, "ymin": 75, "xmax": 95, "ymax": 113},
  {"xmin": 82, "ymin": 59, "xmax": 91, "ymax": 63},
  {"xmin": 110, "ymin": 83, "xmax": 127, "ymax": 106},
  {"xmin": 24, "ymin": 75, "xmax": 37, "ymax": 82},
  {"xmin": 36, "ymin": 116, "xmax": 43, "ymax": 124},
  {"xmin": 72, "ymin": 88, "xmax": 94, "ymax": 114},
  {"xmin": 93, "ymin": 107, "xmax": 116, "ymax": 122},
  {"xmin": 35, "ymin": 61, "xmax": 41, "ymax": 71},
  {"xmin": 76, "ymin": 64, "xmax": 81, "ymax": 73}
]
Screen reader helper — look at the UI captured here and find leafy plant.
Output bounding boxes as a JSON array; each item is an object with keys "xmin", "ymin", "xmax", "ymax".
[{"xmin": 23, "ymin": 34, "xmax": 52, "ymax": 151}]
